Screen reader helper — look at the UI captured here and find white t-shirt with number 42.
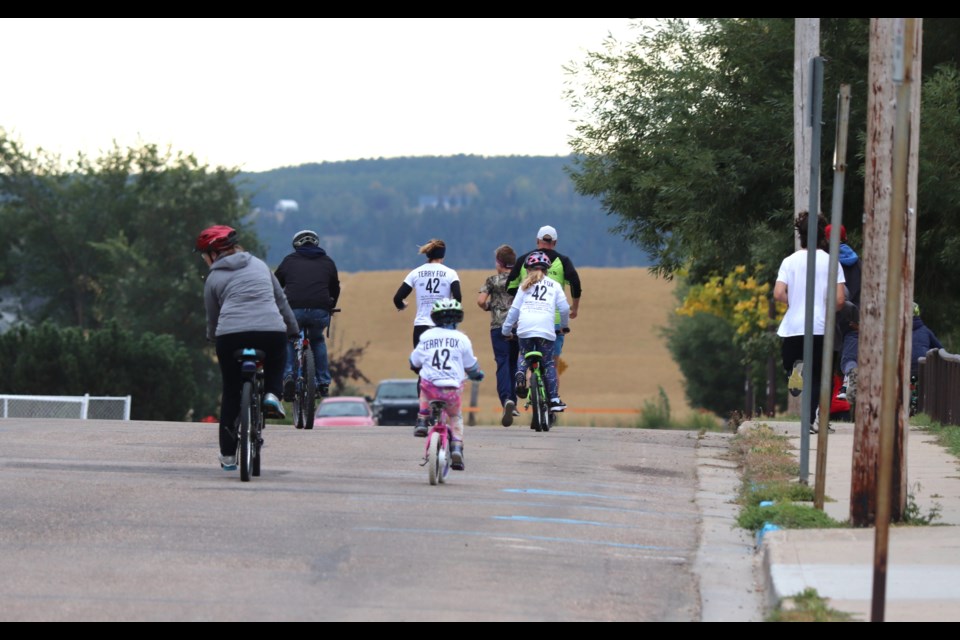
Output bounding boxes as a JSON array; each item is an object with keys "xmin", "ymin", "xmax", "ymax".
[
  {"xmin": 403, "ymin": 263, "xmax": 460, "ymax": 326},
  {"xmin": 410, "ymin": 326, "xmax": 479, "ymax": 388}
]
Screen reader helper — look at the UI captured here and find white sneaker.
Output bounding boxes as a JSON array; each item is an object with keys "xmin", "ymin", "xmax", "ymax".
[
  {"xmin": 501, "ymin": 400, "xmax": 516, "ymax": 427},
  {"xmin": 219, "ymin": 454, "xmax": 237, "ymax": 471}
]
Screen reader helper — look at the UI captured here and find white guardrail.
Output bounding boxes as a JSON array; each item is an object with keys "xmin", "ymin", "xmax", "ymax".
[{"xmin": 0, "ymin": 394, "xmax": 132, "ymax": 420}]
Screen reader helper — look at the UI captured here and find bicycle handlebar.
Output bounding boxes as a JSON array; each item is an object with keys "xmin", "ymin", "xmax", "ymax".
[{"xmin": 327, "ymin": 308, "xmax": 341, "ymax": 338}]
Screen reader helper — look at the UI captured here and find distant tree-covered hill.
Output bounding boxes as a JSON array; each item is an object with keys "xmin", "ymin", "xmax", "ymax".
[{"xmin": 238, "ymin": 155, "xmax": 651, "ymax": 271}]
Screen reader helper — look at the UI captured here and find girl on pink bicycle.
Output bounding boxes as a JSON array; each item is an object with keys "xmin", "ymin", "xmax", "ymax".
[{"xmin": 409, "ymin": 299, "xmax": 484, "ymax": 471}]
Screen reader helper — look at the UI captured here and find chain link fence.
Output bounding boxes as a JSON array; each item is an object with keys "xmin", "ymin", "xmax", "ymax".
[{"xmin": 0, "ymin": 395, "xmax": 132, "ymax": 420}]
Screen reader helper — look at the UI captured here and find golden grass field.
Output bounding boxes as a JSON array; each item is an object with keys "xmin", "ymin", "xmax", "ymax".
[{"xmin": 326, "ymin": 267, "xmax": 693, "ymax": 427}]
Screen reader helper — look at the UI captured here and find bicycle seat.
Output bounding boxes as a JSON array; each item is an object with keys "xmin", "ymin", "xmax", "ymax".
[
  {"xmin": 429, "ymin": 399, "xmax": 448, "ymax": 410},
  {"xmin": 523, "ymin": 350, "xmax": 543, "ymax": 361},
  {"xmin": 233, "ymin": 348, "xmax": 266, "ymax": 362}
]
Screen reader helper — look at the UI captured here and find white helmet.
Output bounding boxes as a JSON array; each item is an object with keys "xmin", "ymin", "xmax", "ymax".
[{"xmin": 292, "ymin": 229, "xmax": 319, "ymax": 249}]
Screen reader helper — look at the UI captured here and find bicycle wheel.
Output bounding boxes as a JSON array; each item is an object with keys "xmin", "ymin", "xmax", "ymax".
[
  {"xmin": 438, "ymin": 430, "xmax": 450, "ymax": 484},
  {"xmin": 293, "ymin": 368, "xmax": 305, "ymax": 430},
  {"xmin": 239, "ymin": 381, "xmax": 253, "ymax": 482},
  {"xmin": 303, "ymin": 349, "xmax": 317, "ymax": 430},
  {"xmin": 539, "ymin": 374, "xmax": 551, "ymax": 432},
  {"xmin": 530, "ymin": 371, "xmax": 544, "ymax": 432},
  {"xmin": 427, "ymin": 431, "xmax": 440, "ymax": 485},
  {"xmin": 252, "ymin": 384, "xmax": 263, "ymax": 477}
]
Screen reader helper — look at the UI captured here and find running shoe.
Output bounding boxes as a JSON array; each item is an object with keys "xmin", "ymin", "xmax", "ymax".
[
  {"xmin": 501, "ymin": 400, "xmax": 516, "ymax": 427},
  {"xmin": 263, "ymin": 393, "xmax": 286, "ymax": 420},
  {"xmin": 450, "ymin": 441, "xmax": 465, "ymax": 471},
  {"xmin": 788, "ymin": 361, "xmax": 804, "ymax": 397}
]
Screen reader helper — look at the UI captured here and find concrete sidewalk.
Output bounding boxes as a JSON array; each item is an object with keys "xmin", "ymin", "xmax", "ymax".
[{"xmin": 749, "ymin": 420, "xmax": 960, "ymax": 622}]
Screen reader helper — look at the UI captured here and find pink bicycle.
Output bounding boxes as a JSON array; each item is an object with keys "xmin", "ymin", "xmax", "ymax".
[{"xmin": 421, "ymin": 399, "xmax": 452, "ymax": 485}]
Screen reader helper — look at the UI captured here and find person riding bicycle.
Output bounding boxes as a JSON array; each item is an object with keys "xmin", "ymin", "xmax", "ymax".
[
  {"xmin": 501, "ymin": 251, "xmax": 571, "ymax": 414},
  {"xmin": 274, "ymin": 229, "xmax": 341, "ymax": 400},
  {"xmin": 409, "ymin": 298, "xmax": 484, "ymax": 471},
  {"xmin": 197, "ymin": 225, "xmax": 299, "ymax": 471},
  {"xmin": 506, "ymin": 225, "xmax": 581, "ymax": 391}
]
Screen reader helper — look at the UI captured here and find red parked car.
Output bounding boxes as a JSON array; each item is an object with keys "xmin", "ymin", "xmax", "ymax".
[{"xmin": 312, "ymin": 396, "xmax": 376, "ymax": 428}]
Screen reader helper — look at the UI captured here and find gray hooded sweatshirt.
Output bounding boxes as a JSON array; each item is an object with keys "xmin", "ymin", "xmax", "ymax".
[{"xmin": 204, "ymin": 251, "xmax": 298, "ymax": 341}]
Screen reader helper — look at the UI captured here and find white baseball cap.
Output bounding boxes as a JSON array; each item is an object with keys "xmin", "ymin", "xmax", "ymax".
[{"xmin": 537, "ymin": 225, "xmax": 558, "ymax": 241}]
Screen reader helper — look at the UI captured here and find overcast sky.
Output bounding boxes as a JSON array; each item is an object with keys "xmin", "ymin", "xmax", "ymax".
[{"xmin": 2, "ymin": 18, "xmax": 638, "ymax": 173}]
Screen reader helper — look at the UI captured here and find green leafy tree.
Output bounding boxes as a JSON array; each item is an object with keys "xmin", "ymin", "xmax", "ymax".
[
  {"xmin": 565, "ymin": 18, "xmax": 960, "ymax": 347},
  {"xmin": 662, "ymin": 307, "xmax": 745, "ymax": 415},
  {"xmin": 564, "ymin": 18, "xmax": 872, "ymax": 285},
  {"xmin": 0, "ymin": 133, "xmax": 260, "ymax": 418},
  {"xmin": 915, "ymin": 63, "xmax": 960, "ymax": 347}
]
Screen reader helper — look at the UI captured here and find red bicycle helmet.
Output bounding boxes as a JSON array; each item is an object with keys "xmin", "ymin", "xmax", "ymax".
[
  {"xmin": 195, "ymin": 225, "xmax": 238, "ymax": 253},
  {"xmin": 525, "ymin": 250, "xmax": 552, "ymax": 271}
]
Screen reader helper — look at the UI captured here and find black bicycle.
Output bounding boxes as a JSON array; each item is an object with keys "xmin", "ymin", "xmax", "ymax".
[
  {"xmin": 235, "ymin": 347, "xmax": 266, "ymax": 482},
  {"xmin": 291, "ymin": 308, "xmax": 341, "ymax": 430}
]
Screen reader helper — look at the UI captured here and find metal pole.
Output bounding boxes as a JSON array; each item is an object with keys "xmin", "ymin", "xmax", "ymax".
[
  {"xmin": 814, "ymin": 84, "xmax": 851, "ymax": 510},
  {"xmin": 468, "ymin": 379, "xmax": 479, "ymax": 427},
  {"xmin": 800, "ymin": 56, "xmax": 824, "ymax": 484},
  {"xmin": 872, "ymin": 17, "xmax": 915, "ymax": 624}
]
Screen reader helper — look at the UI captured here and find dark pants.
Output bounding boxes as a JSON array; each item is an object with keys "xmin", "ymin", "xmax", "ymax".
[
  {"xmin": 781, "ymin": 334, "xmax": 825, "ymax": 426},
  {"xmin": 216, "ymin": 331, "xmax": 287, "ymax": 456},
  {"xmin": 839, "ymin": 329, "xmax": 858, "ymax": 376},
  {"xmin": 836, "ymin": 301, "xmax": 859, "ymax": 376},
  {"xmin": 284, "ymin": 308, "xmax": 332, "ymax": 385},
  {"xmin": 413, "ymin": 325, "xmax": 431, "ymax": 397},
  {"xmin": 491, "ymin": 327, "xmax": 520, "ymax": 406}
]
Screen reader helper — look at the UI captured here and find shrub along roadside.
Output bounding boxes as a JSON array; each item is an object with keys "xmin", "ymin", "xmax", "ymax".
[{"xmin": 0, "ymin": 320, "xmax": 195, "ymax": 421}]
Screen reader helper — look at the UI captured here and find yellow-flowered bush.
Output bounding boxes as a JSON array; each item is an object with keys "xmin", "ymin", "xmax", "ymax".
[
  {"xmin": 677, "ymin": 265, "xmax": 786, "ymax": 376},
  {"xmin": 678, "ymin": 265, "xmax": 785, "ymax": 336}
]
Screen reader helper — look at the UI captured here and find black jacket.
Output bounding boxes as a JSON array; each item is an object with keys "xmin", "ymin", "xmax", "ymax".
[{"xmin": 274, "ymin": 246, "xmax": 340, "ymax": 310}]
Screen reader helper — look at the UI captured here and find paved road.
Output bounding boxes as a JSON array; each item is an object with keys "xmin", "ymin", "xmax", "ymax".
[{"xmin": 0, "ymin": 418, "xmax": 716, "ymax": 621}]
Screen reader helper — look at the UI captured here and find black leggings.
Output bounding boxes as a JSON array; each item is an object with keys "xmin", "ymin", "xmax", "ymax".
[
  {"xmin": 413, "ymin": 325, "xmax": 431, "ymax": 397},
  {"xmin": 216, "ymin": 331, "xmax": 287, "ymax": 455},
  {"xmin": 781, "ymin": 334, "xmax": 825, "ymax": 426}
]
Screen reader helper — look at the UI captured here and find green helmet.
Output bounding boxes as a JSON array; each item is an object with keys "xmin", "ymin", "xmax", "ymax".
[
  {"xmin": 913, "ymin": 302, "xmax": 921, "ymax": 317},
  {"xmin": 430, "ymin": 298, "xmax": 464, "ymax": 327}
]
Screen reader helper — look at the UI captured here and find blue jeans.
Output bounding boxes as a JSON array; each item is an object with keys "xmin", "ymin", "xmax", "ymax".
[
  {"xmin": 839, "ymin": 329, "xmax": 858, "ymax": 376},
  {"xmin": 553, "ymin": 324, "xmax": 565, "ymax": 358},
  {"xmin": 491, "ymin": 328, "xmax": 519, "ymax": 406},
  {"xmin": 517, "ymin": 337, "xmax": 559, "ymax": 401},
  {"xmin": 284, "ymin": 308, "xmax": 332, "ymax": 385}
]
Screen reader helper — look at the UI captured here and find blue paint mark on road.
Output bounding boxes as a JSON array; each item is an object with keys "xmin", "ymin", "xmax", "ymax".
[
  {"xmin": 502, "ymin": 488, "xmax": 631, "ymax": 501},
  {"xmin": 492, "ymin": 515, "xmax": 623, "ymax": 528},
  {"xmin": 357, "ymin": 526, "xmax": 684, "ymax": 554}
]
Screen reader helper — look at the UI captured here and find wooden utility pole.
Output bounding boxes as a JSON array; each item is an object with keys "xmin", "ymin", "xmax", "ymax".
[
  {"xmin": 852, "ymin": 19, "xmax": 922, "ymax": 528},
  {"xmin": 794, "ymin": 19, "xmax": 819, "ymax": 243},
  {"xmin": 789, "ymin": 19, "xmax": 820, "ymax": 423}
]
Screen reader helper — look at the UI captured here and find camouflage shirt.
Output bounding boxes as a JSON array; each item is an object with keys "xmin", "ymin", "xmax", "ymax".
[{"xmin": 479, "ymin": 272, "xmax": 515, "ymax": 329}]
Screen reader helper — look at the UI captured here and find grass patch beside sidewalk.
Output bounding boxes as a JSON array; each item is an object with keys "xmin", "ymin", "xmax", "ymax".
[
  {"xmin": 728, "ymin": 422, "xmax": 844, "ymax": 531},
  {"xmin": 729, "ymin": 422, "xmax": 851, "ymax": 621}
]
